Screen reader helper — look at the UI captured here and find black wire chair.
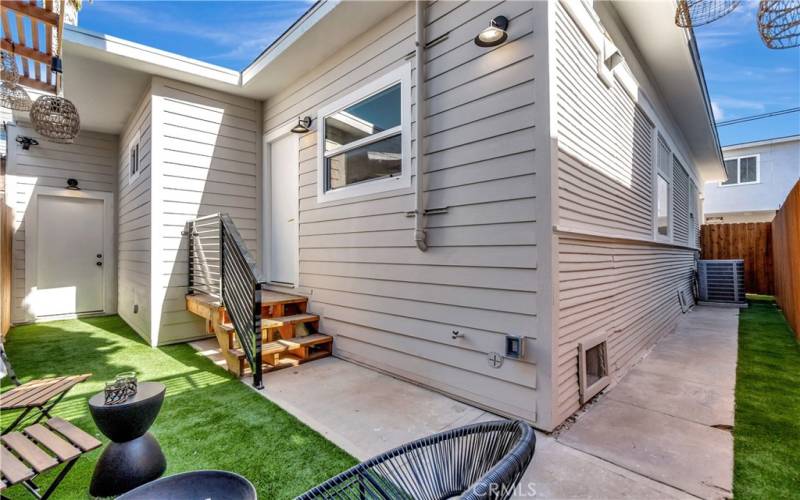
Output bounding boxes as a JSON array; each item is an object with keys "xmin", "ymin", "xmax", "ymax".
[{"xmin": 296, "ymin": 419, "xmax": 536, "ymax": 500}]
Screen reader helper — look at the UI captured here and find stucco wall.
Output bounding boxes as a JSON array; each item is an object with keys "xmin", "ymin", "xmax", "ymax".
[{"xmin": 703, "ymin": 138, "xmax": 800, "ymax": 216}]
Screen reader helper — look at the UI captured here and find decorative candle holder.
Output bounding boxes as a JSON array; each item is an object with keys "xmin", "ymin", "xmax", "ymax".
[
  {"xmin": 116, "ymin": 371, "xmax": 138, "ymax": 398},
  {"xmin": 104, "ymin": 380, "xmax": 130, "ymax": 405}
]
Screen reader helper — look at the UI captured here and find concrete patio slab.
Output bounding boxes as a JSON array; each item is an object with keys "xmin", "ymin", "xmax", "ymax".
[
  {"xmin": 190, "ymin": 304, "xmax": 738, "ymax": 499},
  {"xmin": 605, "ymin": 368, "xmax": 734, "ymax": 427},
  {"xmin": 556, "ymin": 306, "xmax": 738, "ymax": 499},
  {"xmin": 525, "ymin": 435, "xmax": 695, "ymax": 500},
  {"xmin": 558, "ymin": 399, "xmax": 733, "ymax": 499}
]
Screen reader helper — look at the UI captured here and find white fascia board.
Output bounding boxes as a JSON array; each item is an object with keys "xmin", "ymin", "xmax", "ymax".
[
  {"xmin": 64, "ymin": 25, "xmax": 241, "ymax": 86},
  {"xmin": 722, "ymin": 135, "xmax": 800, "ymax": 151},
  {"xmin": 241, "ymin": 0, "xmax": 339, "ymax": 85}
]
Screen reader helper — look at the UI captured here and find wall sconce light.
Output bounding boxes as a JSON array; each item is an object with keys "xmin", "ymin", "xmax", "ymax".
[
  {"xmin": 291, "ymin": 116, "xmax": 313, "ymax": 134},
  {"xmin": 474, "ymin": 16, "xmax": 509, "ymax": 47},
  {"xmin": 16, "ymin": 136, "xmax": 39, "ymax": 150},
  {"xmin": 66, "ymin": 178, "xmax": 80, "ymax": 190},
  {"xmin": 51, "ymin": 55, "xmax": 63, "ymax": 74}
]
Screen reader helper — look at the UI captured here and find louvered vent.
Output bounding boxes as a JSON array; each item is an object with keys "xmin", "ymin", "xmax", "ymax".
[{"xmin": 698, "ymin": 260, "xmax": 746, "ymax": 304}]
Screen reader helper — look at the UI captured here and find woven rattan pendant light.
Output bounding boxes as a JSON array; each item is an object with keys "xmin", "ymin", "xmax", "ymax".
[
  {"xmin": 0, "ymin": 49, "xmax": 33, "ymax": 111},
  {"xmin": 675, "ymin": 0, "xmax": 741, "ymax": 27},
  {"xmin": 758, "ymin": 0, "xmax": 800, "ymax": 48},
  {"xmin": 31, "ymin": 1, "xmax": 80, "ymax": 143}
]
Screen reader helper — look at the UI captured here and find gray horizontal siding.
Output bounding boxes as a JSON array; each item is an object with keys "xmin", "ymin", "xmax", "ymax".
[
  {"xmin": 554, "ymin": 2, "xmax": 654, "ymax": 240},
  {"xmin": 153, "ymin": 78, "xmax": 259, "ymax": 345},
  {"xmin": 8, "ymin": 123, "xmax": 118, "ymax": 322},
  {"xmin": 552, "ymin": 1, "xmax": 701, "ymax": 427},
  {"xmin": 556, "ymin": 236, "xmax": 694, "ymax": 422},
  {"xmin": 118, "ymin": 91, "xmax": 152, "ymax": 340},
  {"xmin": 264, "ymin": 0, "xmax": 540, "ymax": 420}
]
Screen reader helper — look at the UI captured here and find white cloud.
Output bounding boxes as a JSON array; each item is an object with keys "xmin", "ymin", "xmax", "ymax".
[
  {"xmin": 714, "ymin": 96, "xmax": 767, "ymax": 112},
  {"xmin": 711, "ymin": 100, "xmax": 725, "ymax": 121}
]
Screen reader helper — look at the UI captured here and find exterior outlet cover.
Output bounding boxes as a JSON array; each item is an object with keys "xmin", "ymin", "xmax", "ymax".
[
  {"xmin": 133, "ymin": 304, "xmax": 139, "ymax": 314},
  {"xmin": 488, "ymin": 352, "xmax": 503, "ymax": 369},
  {"xmin": 505, "ymin": 335, "xmax": 524, "ymax": 359}
]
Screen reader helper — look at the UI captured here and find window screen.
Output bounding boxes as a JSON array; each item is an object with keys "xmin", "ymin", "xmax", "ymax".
[
  {"xmin": 722, "ymin": 159, "xmax": 738, "ymax": 185},
  {"xmin": 739, "ymin": 156, "xmax": 757, "ymax": 183}
]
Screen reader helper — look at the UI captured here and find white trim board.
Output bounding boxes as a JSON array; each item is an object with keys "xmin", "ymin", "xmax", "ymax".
[
  {"xmin": 315, "ymin": 63, "xmax": 412, "ymax": 204},
  {"xmin": 263, "ymin": 122, "xmax": 301, "ymax": 288}
]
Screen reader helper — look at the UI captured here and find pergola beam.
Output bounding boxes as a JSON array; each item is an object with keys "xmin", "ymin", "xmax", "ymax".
[
  {"xmin": 1, "ymin": 2, "xmax": 59, "ymax": 27},
  {"xmin": 1, "ymin": 39, "xmax": 51, "ymax": 66},
  {"xmin": 18, "ymin": 75, "xmax": 55, "ymax": 92}
]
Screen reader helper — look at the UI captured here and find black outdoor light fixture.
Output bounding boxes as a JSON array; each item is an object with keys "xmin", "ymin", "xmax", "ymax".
[
  {"xmin": 66, "ymin": 178, "xmax": 80, "ymax": 190},
  {"xmin": 16, "ymin": 136, "xmax": 39, "ymax": 150},
  {"xmin": 51, "ymin": 55, "xmax": 63, "ymax": 74},
  {"xmin": 474, "ymin": 16, "xmax": 509, "ymax": 47},
  {"xmin": 291, "ymin": 116, "xmax": 313, "ymax": 134}
]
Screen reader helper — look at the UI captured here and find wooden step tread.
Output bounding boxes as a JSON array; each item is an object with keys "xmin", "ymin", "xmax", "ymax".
[
  {"xmin": 263, "ymin": 313, "xmax": 318, "ymax": 328},
  {"xmin": 260, "ymin": 291, "xmax": 307, "ymax": 306},
  {"xmin": 228, "ymin": 333, "xmax": 332, "ymax": 358},
  {"xmin": 221, "ymin": 314, "xmax": 318, "ymax": 335}
]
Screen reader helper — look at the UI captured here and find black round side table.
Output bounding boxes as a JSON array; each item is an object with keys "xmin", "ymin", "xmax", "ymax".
[{"xmin": 88, "ymin": 381, "xmax": 167, "ymax": 497}]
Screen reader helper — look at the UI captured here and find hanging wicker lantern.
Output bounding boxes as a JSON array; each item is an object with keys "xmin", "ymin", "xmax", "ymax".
[
  {"xmin": 675, "ymin": 0, "xmax": 741, "ymax": 27},
  {"xmin": 758, "ymin": 0, "xmax": 800, "ymax": 49},
  {"xmin": 30, "ymin": 95, "xmax": 80, "ymax": 143},
  {"xmin": 0, "ymin": 81, "xmax": 33, "ymax": 111},
  {"xmin": 1, "ymin": 51, "xmax": 20, "ymax": 84}
]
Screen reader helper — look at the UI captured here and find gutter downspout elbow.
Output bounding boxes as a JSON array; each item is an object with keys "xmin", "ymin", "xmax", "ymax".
[{"xmin": 414, "ymin": 0, "xmax": 428, "ymax": 252}]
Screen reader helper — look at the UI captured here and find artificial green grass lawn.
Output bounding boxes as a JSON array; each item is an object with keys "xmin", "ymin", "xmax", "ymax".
[
  {"xmin": 1, "ymin": 316, "xmax": 357, "ymax": 499},
  {"xmin": 734, "ymin": 296, "xmax": 800, "ymax": 499}
]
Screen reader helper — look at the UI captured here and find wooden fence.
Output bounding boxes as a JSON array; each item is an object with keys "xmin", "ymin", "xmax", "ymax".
[
  {"xmin": 773, "ymin": 181, "xmax": 800, "ymax": 339},
  {"xmin": 700, "ymin": 222, "xmax": 774, "ymax": 295}
]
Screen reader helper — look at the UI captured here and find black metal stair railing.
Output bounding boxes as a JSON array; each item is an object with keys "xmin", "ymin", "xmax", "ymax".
[{"xmin": 187, "ymin": 213, "xmax": 265, "ymax": 389}]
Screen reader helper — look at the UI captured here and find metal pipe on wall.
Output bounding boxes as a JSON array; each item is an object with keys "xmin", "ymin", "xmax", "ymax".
[{"xmin": 414, "ymin": 0, "xmax": 428, "ymax": 252}]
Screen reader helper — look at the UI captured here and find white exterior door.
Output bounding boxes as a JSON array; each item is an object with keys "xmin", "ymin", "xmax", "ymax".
[
  {"xmin": 269, "ymin": 133, "xmax": 299, "ymax": 285},
  {"xmin": 32, "ymin": 195, "xmax": 105, "ymax": 316}
]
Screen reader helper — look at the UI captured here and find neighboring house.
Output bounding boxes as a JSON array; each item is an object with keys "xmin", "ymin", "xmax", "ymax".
[
  {"xmin": 0, "ymin": 0, "xmax": 724, "ymax": 431},
  {"xmin": 703, "ymin": 135, "xmax": 800, "ymax": 223}
]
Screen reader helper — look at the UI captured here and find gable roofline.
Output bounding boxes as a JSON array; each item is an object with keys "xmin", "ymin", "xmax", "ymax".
[{"xmin": 722, "ymin": 134, "xmax": 800, "ymax": 150}]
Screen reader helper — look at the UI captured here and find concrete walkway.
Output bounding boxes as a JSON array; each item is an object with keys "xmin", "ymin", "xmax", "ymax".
[
  {"xmin": 556, "ymin": 306, "xmax": 738, "ymax": 499},
  {"xmin": 191, "ymin": 305, "xmax": 738, "ymax": 499}
]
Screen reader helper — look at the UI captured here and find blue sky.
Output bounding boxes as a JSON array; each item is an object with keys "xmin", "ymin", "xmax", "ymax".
[
  {"xmin": 77, "ymin": 1, "xmax": 799, "ymax": 147},
  {"xmin": 694, "ymin": 1, "xmax": 799, "ymax": 145},
  {"xmin": 77, "ymin": 1, "xmax": 312, "ymax": 69}
]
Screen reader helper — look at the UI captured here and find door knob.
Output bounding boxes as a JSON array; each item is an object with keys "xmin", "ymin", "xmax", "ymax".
[
  {"xmin": 97, "ymin": 254, "xmax": 103, "ymax": 259},
  {"xmin": 288, "ymin": 218, "xmax": 295, "ymax": 222},
  {"xmin": 96, "ymin": 262, "xmax": 103, "ymax": 267}
]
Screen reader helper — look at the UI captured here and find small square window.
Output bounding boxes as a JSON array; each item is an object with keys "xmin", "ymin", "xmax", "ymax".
[{"xmin": 579, "ymin": 333, "xmax": 610, "ymax": 404}]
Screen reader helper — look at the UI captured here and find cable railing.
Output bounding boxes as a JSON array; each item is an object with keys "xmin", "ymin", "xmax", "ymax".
[{"xmin": 187, "ymin": 213, "xmax": 265, "ymax": 389}]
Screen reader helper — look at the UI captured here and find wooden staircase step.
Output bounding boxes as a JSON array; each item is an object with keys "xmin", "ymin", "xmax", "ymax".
[
  {"xmin": 228, "ymin": 333, "xmax": 333, "ymax": 360},
  {"xmin": 221, "ymin": 314, "xmax": 318, "ymax": 344},
  {"xmin": 260, "ymin": 291, "xmax": 307, "ymax": 306},
  {"xmin": 262, "ymin": 313, "xmax": 319, "ymax": 329}
]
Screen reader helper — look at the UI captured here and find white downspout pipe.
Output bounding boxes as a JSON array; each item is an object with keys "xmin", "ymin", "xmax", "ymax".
[{"xmin": 414, "ymin": 0, "xmax": 429, "ymax": 251}]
